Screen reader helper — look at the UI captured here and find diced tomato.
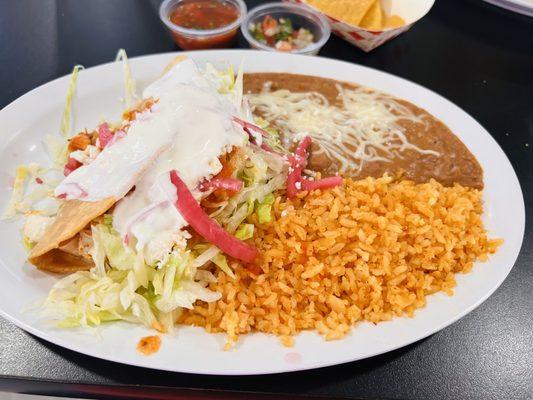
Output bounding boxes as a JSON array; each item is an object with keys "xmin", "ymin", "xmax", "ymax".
[
  {"xmin": 262, "ymin": 15, "xmax": 278, "ymax": 37},
  {"xmin": 169, "ymin": 170, "xmax": 258, "ymax": 263},
  {"xmin": 97, "ymin": 123, "xmax": 114, "ymax": 149},
  {"xmin": 201, "ymin": 151, "xmax": 244, "ymax": 203},
  {"xmin": 35, "ymin": 177, "xmax": 43, "ymax": 184},
  {"xmin": 275, "ymin": 41, "xmax": 293, "ymax": 52},
  {"xmin": 217, "ymin": 148, "xmax": 240, "ymax": 179},
  {"xmin": 68, "ymin": 133, "xmax": 91, "ymax": 152},
  {"xmin": 63, "ymin": 157, "xmax": 82, "ymax": 176},
  {"xmin": 266, "ymin": 35, "xmax": 276, "ymax": 47}
]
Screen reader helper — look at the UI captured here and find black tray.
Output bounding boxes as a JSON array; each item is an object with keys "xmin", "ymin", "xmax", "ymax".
[{"xmin": 0, "ymin": 0, "xmax": 532, "ymax": 399}]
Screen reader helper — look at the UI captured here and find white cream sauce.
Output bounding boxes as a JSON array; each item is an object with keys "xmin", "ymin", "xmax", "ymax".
[{"xmin": 55, "ymin": 59, "xmax": 246, "ymax": 254}]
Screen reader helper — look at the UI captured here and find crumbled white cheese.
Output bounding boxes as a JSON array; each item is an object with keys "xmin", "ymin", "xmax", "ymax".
[
  {"xmin": 144, "ymin": 230, "xmax": 191, "ymax": 266},
  {"xmin": 70, "ymin": 145, "xmax": 101, "ymax": 165},
  {"xmin": 23, "ymin": 214, "xmax": 54, "ymax": 243}
]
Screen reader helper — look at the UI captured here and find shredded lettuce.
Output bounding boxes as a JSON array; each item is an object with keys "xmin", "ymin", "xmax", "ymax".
[
  {"xmin": 33, "ymin": 57, "xmax": 291, "ymax": 333},
  {"xmin": 43, "ymin": 223, "xmax": 221, "ymax": 330},
  {"xmin": 154, "ymin": 250, "xmax": 220, "ymax": 312},
  {"xmin": 224, "ymin": 201, "xmax": 249, "ymax": 234},
  {"xmin": 203, "ymin": 60, "xmax": 244, "ymax": 111},
  {"xmin": 43, "ymin": 270, "xmax": 156, "ymax": 329},
  {"xmin": 235, "ymin": 223, "xmax": 254, "ymax": 240},
  {"xmin": 204, "ymin": 63, "xmax": 235, "ymax": 94},
  {"xmin": 256, "ymin": 193, "xmax": 275, "ymax": 224},
  {"xmin": 103, "ymin": 230, "xmax": 136, "ymax": 270},
  {"xmin": 39, "ymin": 51, "xmax": 133, "ymax": 177},
  {"xmin": 156, "ymin": 280, "xmax": 221, "ymax": 313},
  {"xmin": 44, "ymin": 133, "xmax": 68, "ymax": 167},
  {"xmin": 233, "ymin": 59, "xmax": 244, "ymax": 112},
  {"xmin": 17, "ymin": 186, "xmax": 52, "ymax": 214},
  {"xmin": 133, "ymin": 251, "xmax": 149, "ymax": 288},
  {"xmin": 60, "ymin": 65, "xmax": 84, "ymax": 138},
  {"xmin": 191, "ymin": 244, "xmax": 235, "ymax": 279},
  {"xmin": 2, "ymin": 162, "xmax": 61, "ymax": 219},
  {"xmin": 217, "ymin": 145, "xmax": 286, "ymax": 236},
  {"xmin": 239, "ymin": 150, "xmax": 269, "ymax": 187},
  {"xmin": 43, "ymin": 64, "xmax": 84, "ymax": 169},
  {"xmin": 191, "ymin": 244, "xmax": 219, "ymax": 268},
  {"xmin": 22, "ymin": 235, "xmax": 35, "ymax": 250},
  {"xmin": 168, "ymin": 250, "xmax": 193, "ymax": 280},
  {"xmin": 254, "ymin": 117, "xmax": 286, "ymax": 153},
  {"xmin": 115, "ymin": 49, "xmax": 138, "ymax": 109},
  {"xmin": 102, "ymin": 214, "xmax": 114, "ymax": 228},
  {"xmin": 199, "ymin": 61, "xmax": 287, "ymax": 239},
  {"xmin": 256, "ymin": 205, "xmax": 271, "ymax": 224},
  {"xmin": 3, "ymin": 63, "xmax": 90, "ymax": 222},
  {"xmin": 1, "ymin": 166, "xmax": 29, "ymax": 219},
  {"xmin": 212, "ymin": 253, "xmax": 236, "ymax": 280}
]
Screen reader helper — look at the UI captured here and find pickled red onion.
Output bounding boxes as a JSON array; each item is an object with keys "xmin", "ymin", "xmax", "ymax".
[{"xmin": 169, "ymin": 170, "xmax": 258, "ymax": 263}]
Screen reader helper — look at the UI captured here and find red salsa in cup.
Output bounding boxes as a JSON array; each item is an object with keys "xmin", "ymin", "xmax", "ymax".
[
  {"xmin": 166, "ymin": 0, "xmax": 242, "ymax": 50},
  {"xmin": 170, "ymin": 0, "xmax": 239, "ymax": 30}
]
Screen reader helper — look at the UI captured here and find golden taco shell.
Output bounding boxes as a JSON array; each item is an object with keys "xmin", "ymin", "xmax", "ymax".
[
  {"xmin": 29, "ymin": 198, "xmax": 115, "ymax": 272},
  {"xmin": 28, "ymin": 55, "xmax": 189, "ymax": 273}
]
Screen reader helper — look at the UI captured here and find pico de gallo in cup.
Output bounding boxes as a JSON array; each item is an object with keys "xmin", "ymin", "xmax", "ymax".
[
  {"xmin": 249, "ymin": 15, "xmax": 315, "ymax": 52},
  {"xmin": 242, "ymin": 3, "xmax": 330, "ymax": 55},
  {"xmin": 159, "ymin": 0, "xmax": 247, "ymax": 50}
]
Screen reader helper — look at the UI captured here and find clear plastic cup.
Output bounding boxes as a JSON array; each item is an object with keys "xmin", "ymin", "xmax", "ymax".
[
  {"xmin": 159, "ymin": 0, "xmax": 247, "ymax": 50},
  {"xmin": 241, "ymin": 2, "xmax": 331, "ymax": 55}
]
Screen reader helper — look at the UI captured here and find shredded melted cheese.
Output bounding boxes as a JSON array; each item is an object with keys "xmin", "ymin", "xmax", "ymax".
[{"xmin": 246, "ymin": 84, "xmax": 439, "ymax": 173}]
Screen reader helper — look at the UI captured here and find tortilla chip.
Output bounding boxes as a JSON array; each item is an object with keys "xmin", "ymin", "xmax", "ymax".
[
  {"xmin": 360, "ymin": 1, "xmax": 383, "ymax": 30},
  {"xmin": 307, "ymin": 0, "xmax": 376, "ymax": 26},
  {"xmin": 29, "ymin": 198, "xmax": 115, "ymax": 272},
  {"xmin": 384, "ymin": 15, "xmax": 405, "ymax": 29}
]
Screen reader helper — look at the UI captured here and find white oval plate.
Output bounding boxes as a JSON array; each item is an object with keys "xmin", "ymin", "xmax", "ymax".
[
  {"xmin": 0, "ymin": 50, "xmax": 525, "ymax": 375},
  {"xmin": 482, "ymin": 0, "xmax": 533, "ymax": 17}
]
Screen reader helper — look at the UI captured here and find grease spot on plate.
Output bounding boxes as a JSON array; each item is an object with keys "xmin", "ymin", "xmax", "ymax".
[{"xmin": 284, "ymin": 352, "xmax": 302, "ymax": 364}]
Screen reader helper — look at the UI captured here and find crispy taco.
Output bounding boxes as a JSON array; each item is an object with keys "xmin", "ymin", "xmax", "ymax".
[{"xmin": 27, "ymin": 56, "xmax": 190, "ymax": 273}]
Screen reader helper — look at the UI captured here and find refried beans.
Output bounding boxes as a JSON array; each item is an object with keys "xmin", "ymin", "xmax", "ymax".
[{"xmin": 244, "ymin": 73, "xmax": 483, "ymax": 189}]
